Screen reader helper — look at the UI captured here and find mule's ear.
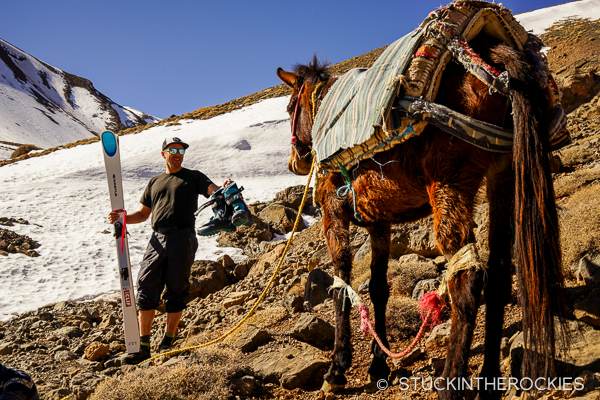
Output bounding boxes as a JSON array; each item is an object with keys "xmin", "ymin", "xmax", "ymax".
[{"xmin": 277, "ymin": 67, "xmax": 297, "ymax": 88}]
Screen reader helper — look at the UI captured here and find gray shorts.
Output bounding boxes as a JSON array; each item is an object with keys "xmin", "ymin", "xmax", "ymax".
[{"xmin": 136, "ymin": 228, "xmax": 198, "ymax": 313}]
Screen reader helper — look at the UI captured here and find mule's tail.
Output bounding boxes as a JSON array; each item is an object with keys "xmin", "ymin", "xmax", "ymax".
[{"xmin": 493, "ymin": 43, "xmax": 567, "ymax": 378}]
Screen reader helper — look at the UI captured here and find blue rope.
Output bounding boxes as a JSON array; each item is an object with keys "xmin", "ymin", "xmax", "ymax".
[
  {"xmin": 369, "ymin": 157, "xmax": 399, "ymax": 180},
  {"xmin": 336, "ymin": 162, "xmax": 362, "ymax": 222}
]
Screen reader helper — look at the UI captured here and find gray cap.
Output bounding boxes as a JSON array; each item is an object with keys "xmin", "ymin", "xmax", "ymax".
[{"xmin": 162, "ymin": 137, "xmax": 189, "ymax": 150}]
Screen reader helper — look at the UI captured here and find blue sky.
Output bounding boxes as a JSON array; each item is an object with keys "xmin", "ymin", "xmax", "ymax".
[{"xmin": 2, "ymin": 0, "xmax": 571, "ymax": 119}]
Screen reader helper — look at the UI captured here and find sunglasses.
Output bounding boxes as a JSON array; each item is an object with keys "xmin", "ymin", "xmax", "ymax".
[{"xmin": 167, "ymin": 148, "xmax": 186, "ymax": 155}]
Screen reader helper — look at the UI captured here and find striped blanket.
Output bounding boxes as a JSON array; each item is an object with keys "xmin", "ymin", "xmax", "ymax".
[{"xmin": 312, "ymin": 29, "xmax": 424, "ymax": 170}]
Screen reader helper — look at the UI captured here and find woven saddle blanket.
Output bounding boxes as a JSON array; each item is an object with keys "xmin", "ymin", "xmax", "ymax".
[{"xmin": 311, "ymin": 0, "xmax": 566, "ymax": 173}]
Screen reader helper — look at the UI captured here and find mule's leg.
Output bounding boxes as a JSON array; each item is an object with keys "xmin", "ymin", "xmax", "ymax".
[
  {"xmin": 322, "ymin": 208, "xmax": 353, "ymax": 392},
  {"xmin": 364, "ymin": 223, "xmax": 392, "ymax": 392},
  {"xmin": 478, "ymin": 158, "xmax": 514, "ymax": 400},
  {"xmin": 427, "ymin": 178, "xmax": 485, "ymax": 400}
]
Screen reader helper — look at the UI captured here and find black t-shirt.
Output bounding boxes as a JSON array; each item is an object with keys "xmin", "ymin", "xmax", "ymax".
[{"xmin": 141, "ymin": 168, "xmax": 213, "ymax": 230}]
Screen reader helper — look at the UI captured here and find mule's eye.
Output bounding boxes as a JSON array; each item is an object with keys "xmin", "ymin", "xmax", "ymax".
[{"xmin": 287, "ymin": 98, "xmax": 297, "ymax": 114}]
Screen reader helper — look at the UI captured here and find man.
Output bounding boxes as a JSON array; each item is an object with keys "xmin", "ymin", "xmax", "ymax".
[
  {"xmin": 108, "ymin": 137, "xmax": 251, "ymax": 363},
  {"xmin": 0, "ymin": 363, "xmax": 39, "ymax": 400}
]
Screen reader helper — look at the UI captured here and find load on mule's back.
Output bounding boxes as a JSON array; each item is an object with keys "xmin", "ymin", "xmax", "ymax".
[{"xmin": 277, "ymin": 0, "xmax": 570, "ymax": 398}]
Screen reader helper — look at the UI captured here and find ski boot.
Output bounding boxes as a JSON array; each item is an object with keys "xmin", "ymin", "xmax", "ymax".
[
  {"xmin": 124, "ymin": 335, "xmax": 151, "ymax": 364},
  {"xmin": 197, "ymin": 189, "xmax": 235, "ymax": 236},
  {"xmin": 223, "ymin": 182, "xmax": 253, "ymax": 227}
]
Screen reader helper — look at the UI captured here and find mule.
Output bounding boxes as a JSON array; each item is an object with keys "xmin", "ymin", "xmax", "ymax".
[{"xmin": 277, "ymin": 33, "xmax": 566, "ymax": 399}]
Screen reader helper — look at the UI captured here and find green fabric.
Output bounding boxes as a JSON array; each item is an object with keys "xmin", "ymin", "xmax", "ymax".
[{"xmin": 311, "ymin": 28, "xmax": 424, "ymax": 165}]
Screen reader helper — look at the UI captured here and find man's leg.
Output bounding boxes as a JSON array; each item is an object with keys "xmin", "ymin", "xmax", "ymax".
[
  {"xmin": 140, "ymin": 309, "xmax": 156, "ymax": 336},
  {"xmin": 165, "ymin": 311, "xmax": 182, "ymax": 335}
]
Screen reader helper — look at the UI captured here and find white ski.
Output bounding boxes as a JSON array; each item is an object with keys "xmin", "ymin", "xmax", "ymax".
[{"xmin": 100, "ymin": 131, "xmax": 140, "ymax": 354}]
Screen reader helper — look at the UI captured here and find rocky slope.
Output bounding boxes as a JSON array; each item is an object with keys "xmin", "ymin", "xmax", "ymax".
[{"xmin": 1, "ymin": 16, "xmax": 600, "ymax": 400}]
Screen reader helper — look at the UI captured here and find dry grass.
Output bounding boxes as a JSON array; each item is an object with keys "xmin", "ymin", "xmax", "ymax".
[
  {"xmin": 387, "ymin": 258, "xmax": 440, "ymax": 297},
  {"xmin": 386, "ymin": 295, "xmax": 422, "ymax": 340},
  {"xmin": 559, "ymin": 180, "xmax": 600, "ymax": 274},
  {"xmin": 90, "ymin": 348, "xmax": 243, "ymax": 400}
]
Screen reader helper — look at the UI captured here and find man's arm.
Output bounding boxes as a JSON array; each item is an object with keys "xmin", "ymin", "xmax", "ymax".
[
  {"xmin": 108, "ymin": 205, "xmax": 151, "ymax": 225},
  {"xmin": 207, "ymin": 179, "xmax": 233, "ymax": 196}
]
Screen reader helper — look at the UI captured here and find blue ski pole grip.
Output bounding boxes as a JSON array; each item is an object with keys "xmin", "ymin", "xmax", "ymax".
[{"xmin": 101, "ymin": 131, "xmax": 118, "ymax": 157}]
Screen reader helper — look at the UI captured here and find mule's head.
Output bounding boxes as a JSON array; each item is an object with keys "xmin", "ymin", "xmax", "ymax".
[{"xmin": 277, "ymin": 56, "xmax": 332, "ymax": 175}]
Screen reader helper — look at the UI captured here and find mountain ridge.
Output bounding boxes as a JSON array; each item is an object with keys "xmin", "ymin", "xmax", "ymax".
[{"xmin": 0, "ymin": 38, "xmax": 158, "ymax": 160}]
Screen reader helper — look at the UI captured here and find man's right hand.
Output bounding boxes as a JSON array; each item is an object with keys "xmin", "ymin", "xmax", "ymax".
[{"xmin": 108, "ymin": 211, "xmax": 121, "ymax": 224}]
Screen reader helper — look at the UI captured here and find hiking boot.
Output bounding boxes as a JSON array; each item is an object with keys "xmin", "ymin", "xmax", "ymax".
[
  {"xmin": 124, "ymin": 346, "xmax": 151, "ymax": 364},
  {"xmin": 159, "ymin": 332, "xmax": 176, "ymax": 352},
  {"xmin": 197, "ymin": 190, "xmax": 235, "ymax": 236},
  {"xmin": 224, "ymin": 182, "xmax": 253, "ymax": 227}
]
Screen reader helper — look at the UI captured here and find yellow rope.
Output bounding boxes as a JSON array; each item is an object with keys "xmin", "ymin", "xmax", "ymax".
[{"xmin": 57, "ymin": 160, "xmax": 316, "ymax": 400}]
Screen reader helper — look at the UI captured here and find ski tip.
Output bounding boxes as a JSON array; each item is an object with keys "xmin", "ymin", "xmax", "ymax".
[{"xmin": 101, "ymin": 131, "xmax": 118, "ymax": 157}]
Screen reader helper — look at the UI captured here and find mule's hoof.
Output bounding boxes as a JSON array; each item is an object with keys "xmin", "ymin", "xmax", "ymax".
[
  {"xmin": 321, "ymin": 380, "xmax": 345, "ymax": 393},
  {"xmin": 363, "ymin": 374, "xmax": 389, "ymax": 394}
]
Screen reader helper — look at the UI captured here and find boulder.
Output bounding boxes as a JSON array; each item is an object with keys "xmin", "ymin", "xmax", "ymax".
[
  {"xmin": 234, "ymin": 325, "xmax": 272, "ymax": 352},
  {"xmin": 84, "ymin": 341, "xmax": 110, "ymax": 361},
  {"xmin": 391, "ymin": 216, "xmax": 441, "ymax": 258},
  {"xmin": 574, "ymin": 288, "xmax": 600, "ymax": 327},
  {"xmin": 248, "ymin": 244, "xmax": 286, "ymax": 278},
  {"xmin": 258, "ymin": 204, "xmax": 305, "ymax": 234},
  {"xmin": 284, "ymin": 294, "xmax": 304, "ymax": 314},
  {"xmin": 244, "ymin": 344, "xmax": 329, "ymax": 389},
  {"xmin": 412, "ymin": 278, "xmax": 441, "ymax": 301},
  {"xmin": 303, "ymin": 269, "xmax": 334, "ymax": 308},
  {"xmin": 575, "ymin": 254, "xmax": 600, "ymax": 285},
  {"xmin": 185, "ymin": 260, "xmax": 232, "ymax": 303},
  {"xmin": 425, "ymin": 320, "xmax": 451, "ymax": 350},
  {"xmin": 223, "ymin": 291, "xmax": 251, "ymax": 309},
  {"xmin": 291, "ymin": 315, "xmax": 335, "ymax": 349}
]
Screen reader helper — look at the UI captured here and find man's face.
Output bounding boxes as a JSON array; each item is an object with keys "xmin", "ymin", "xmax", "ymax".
[{"xmin": 162, "ymin": 143, "xmax": 185, "ymax": 168}]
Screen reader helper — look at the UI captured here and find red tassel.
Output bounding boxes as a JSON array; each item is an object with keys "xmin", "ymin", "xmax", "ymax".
[{"xmin": 419, "ymin": 292, "xmax": 445, "ymax": 328}]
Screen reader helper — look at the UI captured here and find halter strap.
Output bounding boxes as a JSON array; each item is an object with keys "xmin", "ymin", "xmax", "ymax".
[{"xmin": 290, "ymin": 83, "xmax": 305, "ymax": 144}]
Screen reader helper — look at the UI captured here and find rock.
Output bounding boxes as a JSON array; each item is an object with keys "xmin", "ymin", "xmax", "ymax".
[
  {"xmin": 291, "ymin": 314, "xmax": 335, "ymax": 349},
  {"xmin": 425, "ymin": 320, "xmax": 451, "ymax": 350},
  {"xmin": 84, "ymin": 341, "xmax": 110, "ymax": 361},
  {"xmin": 393, "ymin": 347, "xmax": 423, "ymax": 367},
  {"xmin": 308, "ymin": 247, "xmax": 331, "ymax": 270},
  {"xmin": 233, "ymin": 139, "xmax": 251, "ymax": 151},
  {"xmin": 510, "ymin": 319, "xmax": 600, "ymax": 377},
  {"xmin": 391, "ymin": 216, "xmax": 441, "ymax": 258},
  {"xmin": 98, "ymin": 315, "xmax": 116, "ymax": 330},
  {"xmin": 223, "ymin": 291, "xmax": 251, "ymax": 308},
  {"xmin": 186, "ymin": 260, "xmax": 232, "ymax": 303},
  {"xmin": 55, "ymin": 326, "xmax": 84, "ymax": 339},
  {"xmin": 218, "ymin": 254, "xmax": 235, "ymax": 268},
  {"xmin": 234, "ymin": 325, "xmax": 272, "ymax": 352},
  {"xmin": 0, "ymin": 342, "xmax": 12, "ymax": 355},
  {"xmin": 574, "ymin": 288, "xmax": 600, "ymax": 327},
  {"xmin": 354, "ymin": 240, "xmax": 371, "ymax": 263},
  {"xmin": 258, "ymin": 203, "xmax": 305, "ymax": 234},
  {"xmin": 274, "ymin": 185, "xmax": 314, "ymax": 212},
  {"xmin": 234, "ymin": 259, "xmax": 254, "ymax": 280},
  {"xmin": 358, "ymin": 279, "xmax": 370, "ymax": 295},
  {"xmin": 284, "ymin": 294, "xmax": 304, "ymax": 314},
  {"xmin": 230, "ymin": 375, "xmax": 255, "ymax": 396},
  {"xmin": 54, "ymin": 350, "xmax": 78, "ymax": 361},
  {"xmin": 244, "ymin": 344, "xmax": 329, "ymax": 389},
  {"xmin": 575, "ymin": 254, "xmax": 600, "ymax": 284},
  {"xmin": 248, "ymin": 244, "xmax": 286, "ymax": 277},
  {"xmin": 304, "ymin": 269, "xmax": 334, "ymax": 308},
  {"xmin": 412, "ymin": 278, "xmax": 441, "ymax": 301}
]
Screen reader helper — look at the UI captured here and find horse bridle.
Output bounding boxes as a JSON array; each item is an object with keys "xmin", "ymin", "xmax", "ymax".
[{"xmin": 290, "ymin": 81, "xmax": 326, "ymax": 159}]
